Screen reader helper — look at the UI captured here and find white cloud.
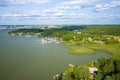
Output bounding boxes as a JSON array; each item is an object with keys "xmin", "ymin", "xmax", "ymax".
[
  {"xmin": 60, "ymin": 0, "xmax": 103, "ymax": 5},
  {"xmin": 2, "ymin": 8, "xmax": 120, "ymax": 20},
  {"xmin": 69, "ymin": 13, "xmax": 77, "ymax": 16},
  {"xmin": 42, "ymin": 8, "xmax": 66, "ymax": 14},
  {"xmin": 2, "ymin": 10, "xmax": 41, "ymax": 17},
  {"xmin": 53, "ymin": 8, "xmax": 65, "ymax": 13},
  {"xmin": 111, "ymin": 1, "xmax": 120, "ymax": 8},
  {"xmin": 2, "ymin": 12, "xmax": 91, "ymax": 19},
  {"xmin": 42, "ymin": 9, "xmax": 51, "ymax": 13},
  {"xmin": 77, "ymin": 14, "xmax": 92, "ymax": 19},
  {"xmin": 57, "ymin": 13, "xmax": 93, "ymax": 19},
  {"xmin": 95, "ymin": 1, "xmax": 120, "ymax": 11},
  {"xmin": 73, "ymin": 6, "xmax": 80, "ymax": 10},
  {"xmin": 100, "ymin": 14, "xmax": 120, "ymax": 19},
  {"xmin": 6, "ymin": 0, "xmax": 50, "ymax": 4},
  {"xmin": 3, "ymin": 13, "xmax": 13, "ymax": 17},
  {"xmin": 53, "ymin": 12, "xmax": 64, "ymax": 17},
  {"xmin": 42, "ymin": 5, "xmax": 81, "ymax": 14},
  {"xmin": 58, "ymin": 6, "xmax": 71, "ymax": 10},
  {"xmin": 3, "ymin": 13, "xmax": 27, "ymax": 17},
  {"xmin": 95, "ymin": 4, "xmax": 107, "ymax": 11}
]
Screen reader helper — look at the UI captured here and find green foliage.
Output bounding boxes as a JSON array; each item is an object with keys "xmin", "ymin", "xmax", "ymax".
[
  {"xmin": 53, "ymin": 58, "xmax": 120, "ymax": 80},
  {"xmin": 8, "ymin": 26, "xmax": 120, "ymax": 45},
  {"xmin": 87, "ymin": 43, "xmax": 120, "ymax": 60},
  {"xmin": 54, "ymin": 65, "xmax": 90, "ymax": 80},
  {"xmin": 69, "ymin": 46, "xmax": 96, "ymax": 55},
  {"xmin": 83, "ymin": 26, "xmax": 120, "ymax": 36},
  {"xmin": 95, "ymin": 58, "xmax": 120, "ymax": 80},
  {"xmin": 41, "ymin": 26, "xmax": 86, "ymax": 37},
  {"xmin": 9, "ymin": 28, "xmax": 43, "ymax": 33},
  {"xmin": 96, "ymin": 72, "xmax": 103, "ymax": 80},
  {"xmin": 62, "ymin": 32, "xmax": 74, "ymax": 41}
]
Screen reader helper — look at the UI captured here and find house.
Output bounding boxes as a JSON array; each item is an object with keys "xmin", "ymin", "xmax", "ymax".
[
  {"xmin": 89, "ymin": 67, "xmax": 98, "ymax": 80},
  {"xmin": 88, "ymin": 37, "xmax": 93, "ymax": 41},
  {"xmin": 89, "ymin": 67, "xmax": 98, "ymax": 74}
]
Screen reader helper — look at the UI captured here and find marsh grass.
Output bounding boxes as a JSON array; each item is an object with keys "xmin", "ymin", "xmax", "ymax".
[
  {"xmin": 69, "ymin": 46, "xmax": 96, "ymax": 55},
  {"xmin": 86, "ymin": 43, "xmax": 120, "ymax": 60}
]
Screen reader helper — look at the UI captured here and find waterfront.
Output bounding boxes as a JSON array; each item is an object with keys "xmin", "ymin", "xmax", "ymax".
[{"xmin": 0, "ymin": 30, "xmax": 110, "ymax": 80}]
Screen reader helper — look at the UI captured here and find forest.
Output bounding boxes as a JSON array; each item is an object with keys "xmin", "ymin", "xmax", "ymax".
[
  {"xmin": 8, "ymin": 28, "xmax": 44, "ymax": 35},
  {"xmin": 53, "ymin": 58, "xmax": 120, "ymax": 80}
]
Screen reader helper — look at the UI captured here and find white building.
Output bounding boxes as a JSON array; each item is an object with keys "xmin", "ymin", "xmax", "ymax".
[{"xmin": 89, "ymin": 67, "xmax": 98, "ymax": 74}]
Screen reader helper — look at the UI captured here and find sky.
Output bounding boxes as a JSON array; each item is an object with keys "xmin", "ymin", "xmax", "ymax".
[{"xmin": 0, "ymin": 0, "xmax": 120, "ymax": 25}]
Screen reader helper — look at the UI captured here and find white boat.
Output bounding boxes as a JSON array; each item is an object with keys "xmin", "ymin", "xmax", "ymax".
[{"xmin": 40, "ymin": 38, "xmax": 48, "ymax": 43}]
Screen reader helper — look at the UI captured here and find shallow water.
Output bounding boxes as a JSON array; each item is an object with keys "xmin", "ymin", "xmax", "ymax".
[{"xmin": 0, "ymin": 30, "xmax": 111, "ymax": 80}]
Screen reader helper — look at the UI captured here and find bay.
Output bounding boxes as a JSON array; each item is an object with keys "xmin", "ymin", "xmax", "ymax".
[{"xmin": 0, "ymin": 30, "xmax": 110, "ymax": 80}]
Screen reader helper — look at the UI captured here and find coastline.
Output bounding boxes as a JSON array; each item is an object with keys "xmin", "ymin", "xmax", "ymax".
[{"xmin": 7, "ymin": 26, "xmax": 120, "ymax": 80}]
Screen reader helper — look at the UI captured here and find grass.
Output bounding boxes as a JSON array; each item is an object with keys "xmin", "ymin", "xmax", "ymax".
[
  {"xmin": 86, "ymin": 43, "xmax": 120, "ymax": 60},
  {"xmin": 68, "ymin": 42, "xmax": 120, "ymax": 60},
  {"xmin": 69, "ymin": 46, "xmax": 96, "ymax": 55},
  {"xmin": 66, "ymin": 40, "xmax": 79, "ymax": 46}
]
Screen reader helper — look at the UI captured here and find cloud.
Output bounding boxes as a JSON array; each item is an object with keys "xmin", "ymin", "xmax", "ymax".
[
  {"xmin": 112, "ymin": 1, "xmax": 120, "ymax": 7},
  {"xmin": 2, "ymin": 10, "xmax": 41, "ymax": 17},
  {"xmin": 42, "ymin": 5, "xmax": 81, "ymax": 14},
  {"xmin": 50, "ymin": 13, "xmax": 92, "ymax": 19},
  {"xmin": 2, "ymin": 12, "xmax": 90, "ymax": 19},
  {"xmin": 42, "ymin": 6, "xmax": 71, "ymax": 13},
  {"xmin": 42, "ymin": 9, "xmax": 51, "ymax": 13},
  {"xmin": 95, "ymin": 4, "xmax": 108, "ymax": 11},
  {"xmin": 73, "ymin": 6, "xmax": 80, "ymax": 10},
  {"xmin": 95, "ymin": 1, "xmax": 120, "ymax": 11},
  {"xmin": 57, "ymin": 6, "xmax": 71, "ymax": 10},
  {"xmin": 60, "ymin": 0, "xmax": 104, "ymax": 5},
  {"xmin": 0, "ymin": 0, "xmax": 50, "ymax": 6},
  {"xmin": 3, "ymin": 13, "xmax": 27, "ymax": 17},
  {"xmin": 66, "ymin": 13, "xmax": 93, "ymax": 19},
  {"xmin": 2, "ymin": 12, "xmax": 120, "ymax": 21},
  {"xmin": 53, "ymin": 12, "xmax": 64, "ymax": 17},
  {"xmin": 1, "ymin": 7, "xmax": 120, "ymax": 20},
  {"xmin": 3, "ymin": 14, "xmax": 13, "ymax": 17},
  {"xmin": 78, "ymin": 14, "xmax": 91, "ymax": 18},
  {"xmin": 99, "ymin": 14, "xmax": 120, "ymax": 19},
  {"xmin": 42, "ymin": 8, "xmax": 66, "ymax": 14}
]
